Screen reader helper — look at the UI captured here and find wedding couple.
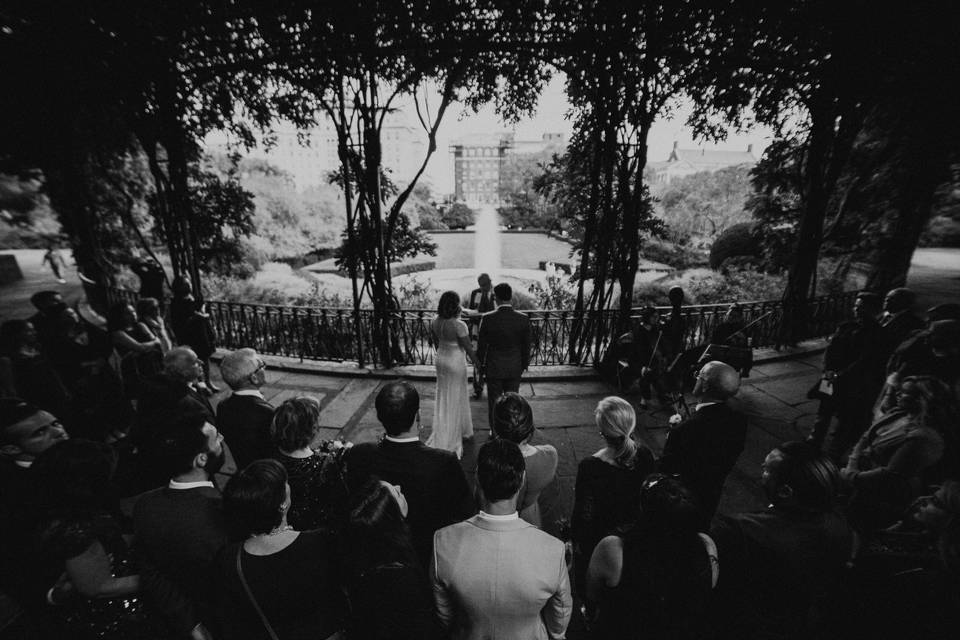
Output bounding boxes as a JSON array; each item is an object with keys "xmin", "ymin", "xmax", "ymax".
[{"xmin": 428, "ymin": 282, "xmax": 532, "ymax": 458}]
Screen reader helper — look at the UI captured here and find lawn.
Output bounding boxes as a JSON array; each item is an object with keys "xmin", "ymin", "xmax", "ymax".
[{"xmin": 427, "ymin": 231, "xmax": 575, "ymax": 270}]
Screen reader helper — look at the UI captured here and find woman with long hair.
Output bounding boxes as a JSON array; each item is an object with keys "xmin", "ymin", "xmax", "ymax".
[
  {"xmin": 586, "ymin": 474, "xmax": 717, "ymax": 639},
  {"xmin": 844, "ymin": 375, "xmax": 960, "ymax": 531},
  {"xmin": 427, "ymin": 290, "xmax": 476, "ymax": 458},
  {"xmin": 341, "ymin": 479, "xmax": 436, "ymax": 639},
  {"xmin": 214, "ymin": 460, "xmax": 345, "ymax": 640},
  {"xmin": 106, "ymin": 302, "xmax": 161, "ymax": 401},
  {"xmin": 492, "ymin": 392, "xmax": 558, "ymax": 526},
  {"xmin": 572, "ymin": 397, "xmax": 656, "ymax": 591}
]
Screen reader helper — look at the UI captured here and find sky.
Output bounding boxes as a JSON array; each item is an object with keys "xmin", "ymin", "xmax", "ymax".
[{"xmin": 419, "ymin": 73, "xmax": 775, "ymax": 194}]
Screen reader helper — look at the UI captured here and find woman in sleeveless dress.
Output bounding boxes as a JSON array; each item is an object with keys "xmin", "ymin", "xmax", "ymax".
[{"xmin": 428, "ymin": 291, "xmax": 476, "ymax": 458}]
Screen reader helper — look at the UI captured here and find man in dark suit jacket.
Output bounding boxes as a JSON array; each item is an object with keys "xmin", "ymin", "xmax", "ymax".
[
  {"xmin": 133, "ymin": 410, "xmax": 231, "ymax": 639},
  {"xmin": 477, "ymin": 283, "xmax": 532, "ymax": 427},
  {"xmin": 879, "ymin": 287, "xmax": 924, "ymax": 357},
  {"xmin": 345, "ymin": 381, "xmax": 474, "ymax": 565},
  {"xmin": 216, "ymin": 348, "xmax": 274, "ymax": 469},
  {"xmin": 660, "ymin": 360, "xmax": 747, "ymax": 526}
]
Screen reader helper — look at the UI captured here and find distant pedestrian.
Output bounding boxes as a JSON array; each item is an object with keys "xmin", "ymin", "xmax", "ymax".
[{"xmin": 42, "ymin": 242, "xmax": 67, "ymax": 284}]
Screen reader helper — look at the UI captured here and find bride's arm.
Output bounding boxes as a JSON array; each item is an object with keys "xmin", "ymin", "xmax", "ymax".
[{"xmin": 456, "ymin": 321, "xmax": 477, "ymax": 365}]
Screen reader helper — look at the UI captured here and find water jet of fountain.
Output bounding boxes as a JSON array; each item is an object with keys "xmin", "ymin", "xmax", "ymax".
[{"xmin": 473, "ymin": 204, "xmax": 502, "ymax": 277}]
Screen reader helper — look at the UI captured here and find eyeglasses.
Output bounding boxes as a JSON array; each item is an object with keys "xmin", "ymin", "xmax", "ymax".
[{"xmin": 250, "ymin": 360, "xmax": 266, "ymax": 377}]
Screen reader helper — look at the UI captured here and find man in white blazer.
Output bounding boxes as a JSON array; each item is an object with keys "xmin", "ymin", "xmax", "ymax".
[{"xmin": 431, "ymin": 439, "xmax": 572, "ymax": 640}]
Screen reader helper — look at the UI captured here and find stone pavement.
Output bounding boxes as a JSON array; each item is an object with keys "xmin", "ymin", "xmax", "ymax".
[{"xmin": 206, "ymin": 350, "xmax": 827, "ymax": 540}]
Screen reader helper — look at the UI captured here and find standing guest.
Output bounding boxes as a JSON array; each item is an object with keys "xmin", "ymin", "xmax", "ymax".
[
  {"xmin": 572, "ymin": 396, "xmax": 656, "ymax": 590},
  {"xmin": 808, "ymin": 292, "xmax": 885, "ymax": 458},
  {"xmin": 477, "ymin": 283, "xmax": 532, "ymax": 427},
  {"xmin": 107, "ymin": 302, "xmax": 162, "ymax": 401},
  {"xmin": 431, "ymin": 439, "xmax": 572, "ymax": 640},
  {"xmin": 214, "ymin": 460, "xmax": 345, "ymax": 640},
  {"xmin": 586, "ymin": 474, "xmax": 717, "ymax": 640},
  {"xmin": 0, "ymin": 319, "xmax": 72, "ymax": 422},
  {"xmin": 170, "ymin": 276, "xmax": 219, "ymax": 394},
  {"xmin": 271, "ymin": 396, "xmax": 348, "ymax": 531},
  {"xmin": 130, "ymin": 257, "xmax": 166, "ymax": 302},
  {"xmin": 137, "ymin": 297, "xmax": 174, "ymax": 354},
  {"xmin": 342, "ymin": 479, "xmax": 437, "ymax": 640},
  {"xmin": 711, "ymin": 441, "xmax": 852, "ymax": 639},
  {"xmin": 428, "ymin": 291, "xmax": 476, "ymax": 458},
  {"xmin": 218, "ymin": 348, "xmax": 275, "ymax": 470},
  {"xmin": 492, "ymin": 392, "xmax": 557, "ymax": 527},
  {"xmin": 27, "ymin": 290, "xmax": 66, "ymax": 351},
  {"xmin": 346, "ymin": 381, "xmax": 474, "ymax": 567},
  {"xmin": 843, "ymin": 376, "xmax": 958, "ymax": 531},
  {"xmin": 879, "ymin": 287, "xmax": 924, "ymax": 357},
  {"xmin": 42, "ymin": 242, "xmax": 68, "ymax": 284},
  {"xmin": 34, "ymin": 439, "xmax": 164, "ymax": 639},
  {"xmin": 659, "ymin": 360, "xmax": 747, "ymax": 526},
  {"xmin": 133, "ymin": 410, "xmax": 231, "ymax": 640}
]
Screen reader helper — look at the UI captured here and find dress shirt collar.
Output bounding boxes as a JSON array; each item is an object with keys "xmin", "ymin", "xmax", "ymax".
[
  {"xmin": 384, "ymin": 435, "xmax": 421, "ymax": 444},
  {"xmin": 168, "ymin": 479, "xmax": 215, "ymax": 490},
  {"xmin": 233, "ymin": 389, "xmax": 265, "ymax": 399},
  {"xmin": 695, "ymin": 401, "xmax": 721, "ymax": 412},
  {"xmin": 496, "ymin": 303, "xmax": 513, "ymax": 310},
  {"xmin": 478, "ymin": 510, "xmax": 519, "ymax": 522}
]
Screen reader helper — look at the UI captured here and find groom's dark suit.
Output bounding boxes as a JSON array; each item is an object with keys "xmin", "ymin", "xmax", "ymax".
[{"xmin": 478, "ymin": 304, "xmax": 532, "ymax": 427}]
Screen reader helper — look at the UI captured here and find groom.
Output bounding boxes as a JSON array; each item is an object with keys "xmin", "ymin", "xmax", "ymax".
[{"xmin": 478, "ymin": 283, "xmax": 532, "ymax": 427}]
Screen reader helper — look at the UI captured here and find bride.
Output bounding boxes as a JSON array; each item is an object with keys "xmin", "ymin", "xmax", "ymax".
[{"xmin": 428, "ymin": 291, "xmax": 477, "ymax": 458}]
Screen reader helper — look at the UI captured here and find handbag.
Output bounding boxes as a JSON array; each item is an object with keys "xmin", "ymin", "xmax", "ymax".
[{"xmin": 236, "ymin": 547, "xmax": 280, "ymax": 640}]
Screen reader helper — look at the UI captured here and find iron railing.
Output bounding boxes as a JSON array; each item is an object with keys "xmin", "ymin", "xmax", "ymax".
[{"xmin": 99, "ymin": 286, "xmax": 858, "ymax": 367}]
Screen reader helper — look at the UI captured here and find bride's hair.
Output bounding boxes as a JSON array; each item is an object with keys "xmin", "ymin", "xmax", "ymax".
[{"xmin": 437, "ymin": 291, "xmax": 461, "ymax": 319}]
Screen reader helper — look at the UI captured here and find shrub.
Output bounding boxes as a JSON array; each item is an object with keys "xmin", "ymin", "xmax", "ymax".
[
  {"xmin": 709, "ymin": 222, "xmax": 759, "ymax": 269},
  {"xmin": 920, "ymin": 216, "xmax": 960, "ymax": 247}
]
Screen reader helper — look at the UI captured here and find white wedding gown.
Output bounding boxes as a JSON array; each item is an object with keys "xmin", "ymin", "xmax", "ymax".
[{"xmin": 428, "ymin": 317, "xmax": 474, "ymax": 458}]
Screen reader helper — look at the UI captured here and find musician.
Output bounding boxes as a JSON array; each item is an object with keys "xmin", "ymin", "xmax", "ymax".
[
  {"xmin": 623, "ymin": 307, "xmax": 668, "ymax": 409},
  {"xmin": 711, "ymin": 304, "xmax": 748, "ymax": 348}
]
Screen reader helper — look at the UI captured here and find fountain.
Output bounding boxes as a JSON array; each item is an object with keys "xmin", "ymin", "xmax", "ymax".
[{"xmin": 473, "ymin": 204, "xmax": 502, "ymax": 277}]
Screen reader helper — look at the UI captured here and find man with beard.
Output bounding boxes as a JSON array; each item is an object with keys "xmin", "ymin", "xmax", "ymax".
[{"xmin": 133, "ymin": 410, "xmax": 232, "ymax": 640}]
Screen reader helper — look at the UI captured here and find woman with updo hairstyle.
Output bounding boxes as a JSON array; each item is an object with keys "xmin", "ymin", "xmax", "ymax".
[
  {"xmin": 492, "ymin": 392, "xmax": 557, "ymax": 526},
  {"xmin": 270, "ymin": 396, "xmax": 348, "ymax": 531},
  {"xmin": 341, "ymin": 478, "xmax": 437, "ymax": 639},
  {"xmin": 214, "ymin": 459, "xmax": 345, "ymax": 640},
  {"xmin": 586, "ymin": 474, "xmax": 717, "ymax": 640},
  {"xmin": 572, "ymin": 396, "xmax": 656, "ymax": 592},
  {"xmin": 428, "ymin": 290, "xmax": 476, "ymax": 458}
]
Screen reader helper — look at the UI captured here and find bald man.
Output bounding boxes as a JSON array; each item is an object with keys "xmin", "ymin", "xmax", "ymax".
[{"xmin": 660, "ymin": 361, "xmax": 747, "ymax": 525}]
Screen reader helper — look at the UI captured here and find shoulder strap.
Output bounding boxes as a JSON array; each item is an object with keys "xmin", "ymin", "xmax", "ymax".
[{"xmin": 236, "ymin": 546, "xmax": 280, "ymax": 640}]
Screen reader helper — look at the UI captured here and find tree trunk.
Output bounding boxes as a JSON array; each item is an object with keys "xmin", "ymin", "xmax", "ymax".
[{"xmin": 618, "ymin": 124, "xmax": 650, "ymax": 321}]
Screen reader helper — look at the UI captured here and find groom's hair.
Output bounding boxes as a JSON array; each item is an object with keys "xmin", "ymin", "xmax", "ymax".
[
  {"xmin": 375, "ymin": 381, "xmax": 419, "ymax": 436},
  {"xmin": 494, "ymin": 283, "xmax": 512, "ymax": 302}
]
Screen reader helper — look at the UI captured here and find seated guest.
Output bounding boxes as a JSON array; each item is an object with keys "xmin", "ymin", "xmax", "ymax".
[
  {"xmin": 342, "ymin": 478, "xmax": 437, "ymax": 640},
  {"xmin": 879, "ymin": 287, "xmax": 924, "ymax": 357},
  {"xmin": 432, "ymin": 439, "xmax": 572, "ymax": 640},
  {"xmin": 586, "ymin": 474, "xmax": 717, "ymax": 639},
  {"xmin": 0, "ymin": 319, "xmax": 72, "ymax": 423},
  {"xmin": 492, "ymin": 392, "xmax": 558, "ymax": 527},
  {"xmin": 34, "ymin": 439, "xmax": 164, "ymax": 639},
  {"xmin": 843, "ymin": 376, "xmax": 958, "ymax": 531},
  {"xmin": 107, "ymin": 302, "xmax": 162, "ymax": 401},
  {"xmin": 712, "ymin": 441, "xmax": 852, "ymax": 640},
  {"xmin": 271, "ymin": 396, "xmax": 347, "ymax": 531},
  {"xmin": 169, "ymin": 276, "xmax": 219, "ymax": 393},
  {"xmin": 135, "ymin": 347, "xmax": 215, "ymax": 490},
  {"xmin": 214, "ymin": 459, "xmax": 345, "ymax": 640},
  {"xmin": 0, "ymin": 400, "xmax": 70, "ymax": 625},
  {"xmin": 879, "ymin": 319, "xmax": 960, "ymax": 413},
  {"xmin": 133, "ymin": 410, "xmax": 231, "ymax": 639},
  {"xmin": 346, "ymin": 381, "xmax": 473, "ymax": 566},
  {"xmin": 572, "ymin": 396, "xmax": 656, "ymax": 591},
  {"xmin": 659, "ymin": 360, "xmax": 747, "ymax": 526},
  {"xmin": 218, "ymin": 348, "xmax": 275, "ymax": 469},
  {"xmin": 27, "ymin": 290, "xmax": 67, "ymax": 351}
]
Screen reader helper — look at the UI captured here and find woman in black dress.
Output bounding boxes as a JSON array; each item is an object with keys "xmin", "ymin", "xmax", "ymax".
[
  {"xmin": 572, "ymin": 396, "xmax": 656, "ymax": 591},
  {"xmin": 106, "ymin": 302, "xmax": 161, "ymax": 402},
  {"xmin": 271, "ymin": 396, "xmax": 348, "ymax": 530},
  {"xmin": 342, "ymin": 478, "xmax": 437, "ymax": 640},
  {"xmin": 586, "ymin": 474, "xmax": 717, "ymax": 640},
  {"xmin": 215, "ymin": 460, "xmax": 345, "ymax": 640}
]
